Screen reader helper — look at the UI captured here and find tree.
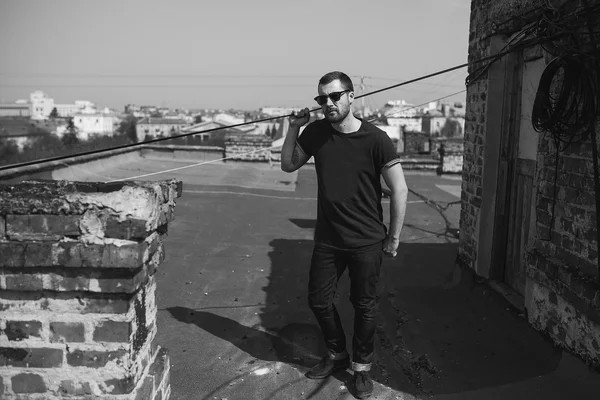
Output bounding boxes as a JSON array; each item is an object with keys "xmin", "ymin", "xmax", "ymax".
[
  {"xmin": 49, "ymin": 107, "xmax": 59, "ymax": 118},
  {"xmin": 194, "ymin": 115, "xmax": 203, "ymax": 124},
  {"xmin": 0, "ymin": 140, "xmax": 21, "ymax": 166},
  {"xmin": 117, "ymin": 114, "xmax": 138, "ymax": 143},
  {"xmin": 265, "ymin": 125, "xmax": 272, "ymax": 138},
  {"xmin": 62, "ymin": 117, "xmax": 79, "ymax": 146}
]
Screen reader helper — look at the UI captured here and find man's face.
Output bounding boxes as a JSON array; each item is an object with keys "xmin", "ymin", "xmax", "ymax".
[{"xmin": 317, "ymin": 79, "xmax": 353, "ymax": 123}]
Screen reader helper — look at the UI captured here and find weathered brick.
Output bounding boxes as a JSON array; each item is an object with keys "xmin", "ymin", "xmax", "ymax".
[
  {"xmin": 3, "ymin": 320, "xmax": 42, "ymax": 341},
  {"xmin": 12, "ymin": 373, "xmax": 46, "ymax": 393},
  {"xmin": 45, "ymin": 271, "xmax": 89, "ymax": 291},
  {"xmin": 0, "ymin": 347, "xmax": 63, "ymax": 368},
  {"xmin": 4, "ymin": 273, "xmax": 43, "ymax": 291},
  {"xmin": 50, "ymin": 322, "xmax": 85, "ymax": 343},
  {"xmin": 6, "ymin": 215, "xmax": 81, "ymax": 241},
  {"xmin": 57, "ymin": 241, "xmax": 148, "ymax": 269},
  {"xmin": 94, "ymin": 320, "xmax": 132, "ymax": 343},
  {"xmin": 66, "ymin": 349, "xmax": 126, "ymax": 368},
  {"xmin": 0, "ymin": 242, "xmax": 54, "ymax": 267},
  {"xmin": 93, "ymin": 267, "xmax": 146, "ymax": 294},
  {"xmin": 105, "ymin": 217, "xmax": 149, "ymax": 241},
  {"xmin": 1, "ymin": 240, "xmax": 149, "ymax": 269},
  {"xmin": 59, "ymin": 380, "xmax": 93, "ymax": 396},
  {"xmin": 75, "ymin": 296, "xmax": 132, "ymax": 314}
]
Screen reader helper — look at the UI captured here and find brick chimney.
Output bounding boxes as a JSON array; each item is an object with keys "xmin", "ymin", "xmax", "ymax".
[{"xmin": 0, "ymin": 179, "xmax": 181, "ymax": 399}]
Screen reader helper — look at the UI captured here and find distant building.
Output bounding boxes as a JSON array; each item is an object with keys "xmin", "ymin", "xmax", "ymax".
[
  {"xmin": 55, "ymin": 113, "xmax": 116, "ymax": 141},
  {"xmin": 136, "ymin": 118, "xmax": 188, "ymax": 142},
  {"xmin": 124, "ymin": 104, "xmax": 141, "ymax": 114},
  {"xmin": 0, "ymin": 119, "xmax": 46, "ymax": 150},
  {"xmin": 29, "ymin": 91, "xmax": 96, "ymax": 120},
  {"xmin": 421, "ymin": 103, "xmax": 465, "ymax": 138},
  {"xmin": 213, "ymin": 113, "xmax": 245, "ymax": 126},
  {"xmin": 0, "ymin": 103, "xmax": 30, "ymax": 117},
  {"xmin": 30, "ymin": 91, "xmax": 55, "ymax": 120}
]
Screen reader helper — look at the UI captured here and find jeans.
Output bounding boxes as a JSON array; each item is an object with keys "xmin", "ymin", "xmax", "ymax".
[{"xmin": 307, "ymin": 242, "xmax": 383, "ymax": 369}]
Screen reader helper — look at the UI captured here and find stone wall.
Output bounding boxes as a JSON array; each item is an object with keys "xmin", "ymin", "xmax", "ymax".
[
  {"xmin": 0, "ymin": 179, "xmax": 181, "ymax": 398},
  {"xmin": 465, "ymin": 0, "xmax": 600, "ymax": 368},
  {"xmin": 431, "ymin": 137, "xmax": 464, "ymax": 174},
  {"xmin": 224, "ymin": 134, "xmax": 272, "ymax": 162}
]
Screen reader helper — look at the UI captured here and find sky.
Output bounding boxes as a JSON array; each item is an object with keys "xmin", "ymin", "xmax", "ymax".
[{"xmin": 0, "ymin": 0, "xmax": 472, "ymax": 112}]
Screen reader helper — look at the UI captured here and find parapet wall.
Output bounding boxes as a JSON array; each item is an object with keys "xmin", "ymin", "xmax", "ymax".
[
  {"xmin": 0, "ymin": 179, "xmax": 181, "ymax": 399},
  {"xmin": 224, "ymin": 134, "xmax": 272, "ymax": 162}
]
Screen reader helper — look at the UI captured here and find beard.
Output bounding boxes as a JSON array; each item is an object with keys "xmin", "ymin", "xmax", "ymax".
[{"xmin": 324, "ymin": 105, "xmax": 350, "ymax": 123}]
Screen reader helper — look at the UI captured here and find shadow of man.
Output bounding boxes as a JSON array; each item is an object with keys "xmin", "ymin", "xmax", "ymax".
[{"xmin": 168, "ymin": 307, "xmax": 333, "ymax": 368}]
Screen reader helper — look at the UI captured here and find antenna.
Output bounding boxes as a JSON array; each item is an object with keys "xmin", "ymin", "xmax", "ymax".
[{"xmin": 360, "ymin": 76, "xmax": 365, "ymax": 117}]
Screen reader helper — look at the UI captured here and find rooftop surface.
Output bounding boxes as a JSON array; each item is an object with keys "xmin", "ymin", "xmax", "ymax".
[{"xmin": 53, "ymin": 154, "xmax": 600, "ymax": 399}]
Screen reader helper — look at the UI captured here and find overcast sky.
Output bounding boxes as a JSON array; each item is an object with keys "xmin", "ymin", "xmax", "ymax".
[{"xmin": 0, "ymin": 0, "xmax": 471, "ymax": 111}]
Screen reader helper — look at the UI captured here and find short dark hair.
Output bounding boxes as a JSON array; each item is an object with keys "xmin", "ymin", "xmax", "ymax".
[{"xmin": 318, "ymin": 71, "xmax": 354, "ymax": 92}]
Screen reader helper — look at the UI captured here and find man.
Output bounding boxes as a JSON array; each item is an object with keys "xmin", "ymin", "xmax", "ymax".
[{"xmin": 280, "ymin": 71, "xmax": 408, "ymax": 398}]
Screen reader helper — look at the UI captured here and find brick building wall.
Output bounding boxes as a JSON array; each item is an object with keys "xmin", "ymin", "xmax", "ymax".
[
  {"xmin": 458, "ymin": 0, "xmax": 499, "ymax": 269},
  {"xmin": 463, "ymin": 0, "xmax": 600, "ymax": 368},
  {"xmin": 0, "ymin": 179, "xmax": 181, "ymax": 398}
]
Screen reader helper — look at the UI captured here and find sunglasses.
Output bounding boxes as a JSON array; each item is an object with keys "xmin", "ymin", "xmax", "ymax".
[{"xmin": 314, "ymin": 90, "xmax": 351, "ymax": 106}]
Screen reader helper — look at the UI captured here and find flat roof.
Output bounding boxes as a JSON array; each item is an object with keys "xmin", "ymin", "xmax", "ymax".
[{"xmin": 26, "ymin": 151, "xmax": 585, "ymax": 399}]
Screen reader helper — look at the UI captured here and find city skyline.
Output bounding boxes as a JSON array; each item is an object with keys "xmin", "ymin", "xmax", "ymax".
[{"xmin": 0, "ymin": 0, "xmax": 471, "ymax": 111}]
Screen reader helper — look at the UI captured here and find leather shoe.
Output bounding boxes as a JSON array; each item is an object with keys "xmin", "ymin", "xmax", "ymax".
[
  {"xmin": 354, "ymin": 371, "xmax": 373, "ymax": 398},
  {"xmin": 305, "ymin": 355, "xmax": 350, "ymax": 379}
]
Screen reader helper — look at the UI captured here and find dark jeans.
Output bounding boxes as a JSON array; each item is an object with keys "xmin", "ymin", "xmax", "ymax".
[{"xmin": 307, "ymin": 242, "xmax": 383, "ymax": 366}]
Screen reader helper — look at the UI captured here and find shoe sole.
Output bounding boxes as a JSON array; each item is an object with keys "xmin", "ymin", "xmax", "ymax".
[
  {"xmin": 305, "ymin": 362, "xmax": 350, "ymax": 379},
  {"xmin": 356, "ymin": 388, "xmax": 373, "ymax": 399}
]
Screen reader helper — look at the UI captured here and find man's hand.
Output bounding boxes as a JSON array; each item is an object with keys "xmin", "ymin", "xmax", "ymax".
[
  {"xmin": 383, "ymin": 235, "xmax": 400, "ymax": 258},
  {"xmin": 289, "ymin": 107, "xmax": 310, "ymax": 127}
]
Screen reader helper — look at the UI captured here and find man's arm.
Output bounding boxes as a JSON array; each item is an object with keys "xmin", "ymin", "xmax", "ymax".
[
  {"xmin": 281, "ymin": 108, "xmax": 311, "ymax": 173},
  {"xmin": 382, "ymin": 162, "xmax": 408, "ymax": 256}
]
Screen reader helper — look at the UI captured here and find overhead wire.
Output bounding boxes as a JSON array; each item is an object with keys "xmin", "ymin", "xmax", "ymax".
[
  {"xmin": 0, "ymin": 41, "xmax": 551, "ymax": 174},
  {"xmin": 108, "ymin": 89, "xmax": 468, "ymax": 183}
]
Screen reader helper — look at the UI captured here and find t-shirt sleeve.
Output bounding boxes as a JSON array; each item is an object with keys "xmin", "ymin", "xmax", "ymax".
[
  {"xmin": 374, "ymin": 131, "xmax": 401, "ymax": 172},
  {"xmin": 296, "ymin": 123, "xmax": 315, "ymax": 157}
]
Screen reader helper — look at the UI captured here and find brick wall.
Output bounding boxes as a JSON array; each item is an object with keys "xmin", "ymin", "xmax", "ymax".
[
  {"xmin": 0, "ymin": 179, "xmax": 181, "ymax": 398},
  {"xmin": 526, "ymin": 119, "xmax": 600, "ymax": 367},
  {"xmin": 465, "ymin": 0, "xmax": 600, "ymax": 368},
  {"xmin": 460, "ymin": 0, "xmax": 542, "ymax": 268},
  {"xmin": 224, "ymin": 134, "xmax": 272, "ymax": 162}
]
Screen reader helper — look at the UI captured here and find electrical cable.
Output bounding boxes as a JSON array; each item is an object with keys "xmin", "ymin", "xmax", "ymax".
[
  {"xmin": 531, "ymin": 55, "xmax": 599, "ymax": 244},
  {"xmin": 0, "ymin": 44, "xmax": 545, "ymax": 174},
  {"xmin": 109, "ymin": 90, "xmax": 467, "ymax": 182},
  {"xmin": 581, "ymin": 0, "xmax": 600, "ymax": 284},
  {"xmin": 527, "ymin": 0, "xmax": 600, "ymax": 284}
]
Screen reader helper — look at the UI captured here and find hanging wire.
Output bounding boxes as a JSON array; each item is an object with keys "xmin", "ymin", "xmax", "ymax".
[
  {"xmin": 527, "ymin": 0, "xmax": 600, "ymax": 253},
  {"xmin": 0, "ymin": 33, "xmax": 565, "ymax": 175}
]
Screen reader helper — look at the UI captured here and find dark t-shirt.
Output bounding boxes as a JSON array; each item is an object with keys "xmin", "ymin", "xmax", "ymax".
[{"xmin": 297, "ymin": 118, "xmax": 401, "ymax": 250}]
